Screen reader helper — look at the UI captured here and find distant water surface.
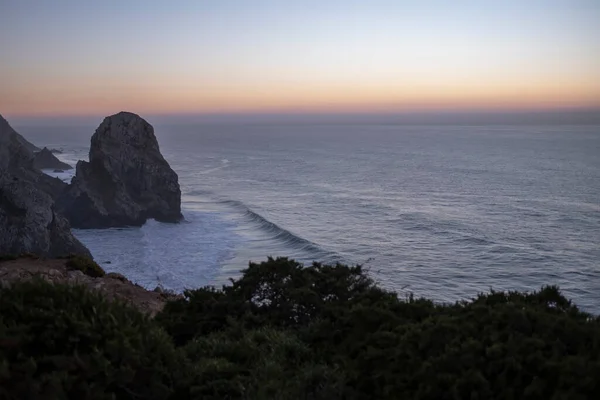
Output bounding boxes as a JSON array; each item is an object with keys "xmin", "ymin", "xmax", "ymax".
[{"xmin": 20, "ymin": 124, "xmax": 600, "ymax": 313}]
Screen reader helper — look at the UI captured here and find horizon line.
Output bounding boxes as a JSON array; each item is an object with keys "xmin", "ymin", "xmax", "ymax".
[
  {"xmin": 5, "ymin": 105, "xmax": 600, "ymax": 120},
  {"xmin": 5, "ymin": 107, "xmax": 600, "ymax": 127}
]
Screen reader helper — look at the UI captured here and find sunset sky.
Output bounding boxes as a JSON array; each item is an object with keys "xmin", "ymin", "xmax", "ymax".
[{"xmin": 1, "ymin": 0, "xmax": 599, "ymax": 118}]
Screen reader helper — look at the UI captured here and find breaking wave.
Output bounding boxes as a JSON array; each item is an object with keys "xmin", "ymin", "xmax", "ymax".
[{"xmin": 187, "ymin": 190, "xmax": 341, "ymax": 263}]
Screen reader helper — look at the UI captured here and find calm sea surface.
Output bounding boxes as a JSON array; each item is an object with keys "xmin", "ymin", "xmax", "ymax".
[{"xmin": 19, "ymin": 124, "xmax": 600, "ymax": 312}]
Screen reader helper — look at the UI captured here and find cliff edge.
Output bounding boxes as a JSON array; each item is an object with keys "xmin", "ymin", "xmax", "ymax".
[
  {"xmin": 0, "ymin": 115, "xmax": 90, "ymax": 258},
  {"xmin": 0, "ymin": 257, "xmax": 178, "ymax": 316}
]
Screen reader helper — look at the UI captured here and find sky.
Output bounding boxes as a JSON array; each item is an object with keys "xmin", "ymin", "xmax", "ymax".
[{"xmin": 1, "ymin": 0, "xmax": 599, "ymax": 119}]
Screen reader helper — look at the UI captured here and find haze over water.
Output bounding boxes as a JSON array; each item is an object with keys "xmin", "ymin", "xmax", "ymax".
[{"xmin": 18, "ymin": 122, "xmax": 600, "ymax": 313}]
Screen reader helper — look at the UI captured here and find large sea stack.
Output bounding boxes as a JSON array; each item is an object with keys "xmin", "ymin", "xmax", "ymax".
[
  {"xmin": 0, "ymin": 115, "xmax": 91, "ymax": 257},
  {"xmin": 58, "ymin": 112, "xmax": 182, "ymax": 228}
]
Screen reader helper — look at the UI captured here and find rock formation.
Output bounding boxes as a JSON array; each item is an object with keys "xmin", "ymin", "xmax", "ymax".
[
  {"xmin": 0, "ymin": 115, "xmax": 33, "ymax": 172},
  {"xmin": 0, "ymin": 115, "xmax": 67, "ymax": 200},
  {"xmin": 33, "ymin": 147, "xmax": 72, "ymax": 170},
  {"xmin": 10, "ymin": 123, "xmax": 40, "ymax": 152},
  {"xmin": 0, "ymin": 114, "xmax": 90, "ymax": 258},
  {"xmin": 58, "ymin": 112, "xmax": 182, "ymax": 228},
  {"xmin": 0, "ymin": 176, "xmax": 91, "ymax": 257}
]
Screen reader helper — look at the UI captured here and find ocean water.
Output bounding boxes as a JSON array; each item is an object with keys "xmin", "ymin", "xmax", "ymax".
[{"xmin": 20, "ymin": 123, "xmax": 600, "ymax": 313}]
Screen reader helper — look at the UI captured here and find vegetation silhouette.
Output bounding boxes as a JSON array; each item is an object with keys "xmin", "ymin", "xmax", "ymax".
[{"xmin": 1, "ymin": 257, "xmax": 598, "ymax": 399}]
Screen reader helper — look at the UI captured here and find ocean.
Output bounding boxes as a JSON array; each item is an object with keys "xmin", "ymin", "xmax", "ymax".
[{"xmin": 18, "ymin": 123, "xmax": 600, "ymax": 313}]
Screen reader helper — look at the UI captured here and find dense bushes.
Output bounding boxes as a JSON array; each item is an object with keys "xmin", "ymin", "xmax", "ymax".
[
  {"xmin": 0, "ymin": 279, "xmax": 187, "ymax": 399},
  {"xmin": 1, "ymin": 257, "xmax": 599, "ymax": 399},
  {"xmin": 182, "ymin": 328, "xmax": 345, "ymax": 399},
  {"xmin": 158, "ymin": 258, "xmax": 600, "ymax": 399}
]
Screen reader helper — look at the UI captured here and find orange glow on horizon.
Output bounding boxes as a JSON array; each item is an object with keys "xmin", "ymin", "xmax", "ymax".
[
  {"xmin": 2, "ymin": 81, "xmax": 599, "ymax": 117},
  {"xmin": 2, "ymin": 56, "xmax": 599, "ymax": 117},
  {"xmin": 3, "ymin": 0, "xmax": 599, "ymax": 119}
]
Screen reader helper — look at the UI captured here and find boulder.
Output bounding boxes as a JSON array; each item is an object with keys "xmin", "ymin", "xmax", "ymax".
[
  {"xmin": 58, "ymin": 112, "xmax": 182, "ymax": 228},
  {"xmin": 0, "ymin": 114, "xmax": 90, "ymax": 258},
  {"xmin": 33, "ymin": 147, "xmax": 72, "ymax": 170}
]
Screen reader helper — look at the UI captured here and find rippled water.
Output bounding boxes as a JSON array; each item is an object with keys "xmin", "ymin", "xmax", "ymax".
[{"xmin": 23, "ymin": 124, "xmax": 600, "ymax": 312}]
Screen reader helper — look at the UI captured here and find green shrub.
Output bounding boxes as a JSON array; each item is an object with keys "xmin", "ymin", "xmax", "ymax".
[
  {"xmin": 183, "ymin": 328, "xmax": 346, "ymax": 399},
  {"xmin": 0, "ymin": 279, "xmax": 189, "ymax": 400},
  {"xmin": 156, "ymin": 257, "xmax": 388, "ymax": 344},
  {"xmin": 65, "ymin": 255, "xmax": 106, "ymax": 278},
  {"xmin": 157, "ymin": 257, "xmax": 600, "ymax": 400},
  {"xmin": 1, "ymin": 257, "xmax": 599, "ymax": 399}
]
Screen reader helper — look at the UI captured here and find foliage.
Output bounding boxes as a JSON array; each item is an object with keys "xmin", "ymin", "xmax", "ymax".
[
  {"xmin": 156, "ymin": 257, "xmax": 387, "ymax": 344},
  {"xmin": 65, "ymin": 255, "xmax": 106, "ymax": 278},
  {"xmin": 1, "ymin": 257, "xmax": 599, "ymax": 399},
  {"xmin": 183, "ymin": 328, "xmax": 346, "ymax": 399},
  {"xmin": 0, "ymin": 279, "xmax": 188, "ymax": 400},
  {"xmin": 157, "ymin": 257, "xmax": 600, "ymax": 400}
]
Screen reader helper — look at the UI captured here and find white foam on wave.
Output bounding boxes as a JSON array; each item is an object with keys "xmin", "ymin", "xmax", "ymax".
[
  {"xmin": 183, "ymin": 190, "xmax": 346, "ymax": 267},
  {"xmin": 73, "ymin": 209, "xmax": 242, "ymax": 292}
]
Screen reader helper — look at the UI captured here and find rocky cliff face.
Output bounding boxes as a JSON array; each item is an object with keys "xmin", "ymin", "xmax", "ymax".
[
  {"xmin": 58, "ymin": 112, "xmax": 182, "ymax": 228},
  {"xmin": 0, "ymin": 115, "xmax": 40, "ymax": 153},
  {"xmin": 0, "ymin": 115, "xmax": 67, "ymax": 200},
  {"xmin": 0, "ymin": 114, "xmax": 90, "ymax": 258},
  {"xmin": 33, "ymin": 147, "xmax": 72, "ymax": 170},
  {"xmin": 0, "ymin": 175, "xmax": 91, "ymax": 257},
  {"xmin": 15, "ymin": 134, "xmax": 40, "ymax": 152},
  {"xmin": 0, "ymin": 115, "xmax": 34, "ymax": 172}
]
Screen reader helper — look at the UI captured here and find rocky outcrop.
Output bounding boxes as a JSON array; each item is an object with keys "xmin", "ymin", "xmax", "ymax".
[
  {"xmin": 0, "ymin": 115, "xmax": 39, "ymax": 153},
  {"xmin": 58, "ymin": 112, "xmax": 182, "ymax": 228},
  {"xmin": 15, "ymin": 135, "xmax": 40, "ymax": 152},
  {"xmin": 28, "ymin": 172, "xmax": 68, "ymax": 201},
  {"xmin": 0, "ymin": 175, "xmax": 91, "ymax": 257},
  {"xmin": 0, "ymin": 115, "xmax": 67, "ymax": 200},
  {"xmin": 0, "ymin": 257, "xmax": 179, "ymax": 316},
  {"xmin": 10, "ymin": 122, "xmax": 40, "ymax": 153},
  {"xmin": 33, "ymin": 147, "xmax": 72, "ymax": 170},
  {"xmin": 0, "ymin": 115, "xmax": 34, "ymax": 171},
  {"xmin": 0, "ymin": 114, "xmax": 89, "ymax": 258}
]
